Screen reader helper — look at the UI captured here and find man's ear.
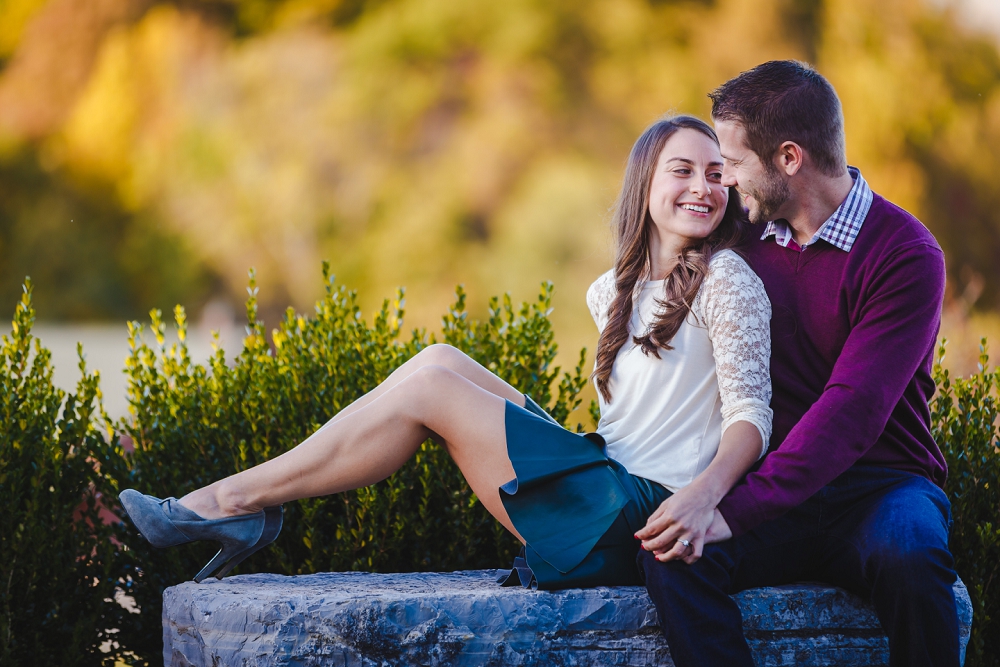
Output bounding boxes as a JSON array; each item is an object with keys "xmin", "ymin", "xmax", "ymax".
[{"xmin": 775, "ymin": 141, "xmax": 804, "ymax": 176}]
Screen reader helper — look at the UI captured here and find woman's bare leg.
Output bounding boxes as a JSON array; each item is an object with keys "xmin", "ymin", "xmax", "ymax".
[
  {"xmin": 314, "ymin": 344, "xmax": 524, "ymax": 427},
  {"xmin": 179, "ymin": 356, "xmax": 530, "ymax": 541}
]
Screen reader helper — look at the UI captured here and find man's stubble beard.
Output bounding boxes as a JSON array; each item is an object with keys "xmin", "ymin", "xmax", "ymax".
[{"xmin": 742, "ymin": 164, "xmax": 790, "ymax": 225}]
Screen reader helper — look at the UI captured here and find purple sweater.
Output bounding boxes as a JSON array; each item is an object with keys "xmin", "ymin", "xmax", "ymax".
[{"xmin": 717, "ymin": 193, "xmax": 948, "ymax": 537}]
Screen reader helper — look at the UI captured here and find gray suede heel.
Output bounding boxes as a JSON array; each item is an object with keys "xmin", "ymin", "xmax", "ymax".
[{"xmin": 118, "ymin": 489, "xmax": 267, "ymax": 582}]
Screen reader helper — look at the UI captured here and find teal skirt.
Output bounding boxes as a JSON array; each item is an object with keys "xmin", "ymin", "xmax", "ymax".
[{"xmin": 496, "ymin": 397, "xmax": 671, "ymax": 590}]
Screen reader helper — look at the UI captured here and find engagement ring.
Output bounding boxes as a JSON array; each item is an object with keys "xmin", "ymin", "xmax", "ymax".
[{"xmin": 679, "ymin": 539, "xmax": 691, "ymax": 548}]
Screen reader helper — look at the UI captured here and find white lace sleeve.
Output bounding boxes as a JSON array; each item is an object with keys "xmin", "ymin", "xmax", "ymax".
[
  {"xmin": 586, "ymin": 270, "xmax": 616, "ymax": 333},
  {"xmin": 696, "ymin": 250, "xmax": 772, "ymax": 458}
]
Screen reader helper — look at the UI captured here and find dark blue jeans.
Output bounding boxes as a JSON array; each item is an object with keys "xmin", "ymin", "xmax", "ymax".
[{"xmin": 638, "ymin": 465, "xmax": 959, "ymax": 666}]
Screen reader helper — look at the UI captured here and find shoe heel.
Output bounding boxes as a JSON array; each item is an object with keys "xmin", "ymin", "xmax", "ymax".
[
  {"xmin": 210, "ymin": 550, "xmax": 252, "ymax": 581},
  {"xmin": 194, "ymin": 545, "xmax": 237, "ymax": 583},
  {"xmin": 118, "ymin": 488, "xmax": 267, "ymax": 582},
  {"xmin": 213, "ymin": 506, "xmax": 283, "ymax": 580}
]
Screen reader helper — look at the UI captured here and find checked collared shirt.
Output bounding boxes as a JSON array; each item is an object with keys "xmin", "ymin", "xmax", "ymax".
[{"xmin": 761, "ymin": 166, "xmax": 873, "ymax": 252}]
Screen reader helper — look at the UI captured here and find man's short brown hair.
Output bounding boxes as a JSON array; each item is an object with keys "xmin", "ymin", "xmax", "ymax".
[{"xmin": 709, "ymin": 60, "xmax": 847, "ymax": 176}]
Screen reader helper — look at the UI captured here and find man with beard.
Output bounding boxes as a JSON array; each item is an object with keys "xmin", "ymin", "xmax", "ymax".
[{"xmin": 634, "ymin": 60, "xmax": 959, "ymax": 666}]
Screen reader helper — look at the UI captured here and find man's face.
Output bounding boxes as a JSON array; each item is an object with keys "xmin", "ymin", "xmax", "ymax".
[{"xmin": 715, "ymin": 120, "xmax": 790, "ymax": 224}]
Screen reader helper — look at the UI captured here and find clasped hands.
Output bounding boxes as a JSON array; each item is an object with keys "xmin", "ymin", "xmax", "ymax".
[{"xmin": 634, "ymin": 484, "xmax": 733, "ymax": 564}]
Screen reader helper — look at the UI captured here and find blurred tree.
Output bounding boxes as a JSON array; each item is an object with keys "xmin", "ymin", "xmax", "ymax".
[
  {"xmin": 0, "ymin": 149, "xmax": 217, "ymax": 320},
  {"xmin": 823, "ymin": 0, "xmax": 1000, "ymax": 309},
  {"xmin": 0, "ymin": 0, "xmax": 998, "ymax": 335},
  {"xmin": 0, "ymin": 0, "xmax": 151, "ymax": 139}
]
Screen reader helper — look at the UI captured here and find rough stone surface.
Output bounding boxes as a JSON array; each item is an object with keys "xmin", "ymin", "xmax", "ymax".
[{"xmin": 163, "ymin": 570, "xmax": 972, "ymax": 666}]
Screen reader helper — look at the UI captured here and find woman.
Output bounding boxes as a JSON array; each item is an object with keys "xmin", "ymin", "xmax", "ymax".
[{"xmin": 120, "ymin": 115, "xmax": 772, "ymax": 589}]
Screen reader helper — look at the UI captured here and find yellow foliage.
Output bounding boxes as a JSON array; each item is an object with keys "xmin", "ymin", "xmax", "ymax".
[
  {"xmin": 0, "ymin": 0, "xmax": 47, "ymax": 58},
  {"xmin": 57, "ymin": 26, "xmax": 138, "ymax": 189}
]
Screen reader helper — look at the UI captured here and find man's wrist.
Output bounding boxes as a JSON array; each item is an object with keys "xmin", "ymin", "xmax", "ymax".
[{"xmin": 716, "ymin": 491, "xmax": 759, "ymax": 539}]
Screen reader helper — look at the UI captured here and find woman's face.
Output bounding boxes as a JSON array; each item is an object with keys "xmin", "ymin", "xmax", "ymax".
[{"xmin": 647, "ymin": 128, "xmax": 728, "ymax": 251}]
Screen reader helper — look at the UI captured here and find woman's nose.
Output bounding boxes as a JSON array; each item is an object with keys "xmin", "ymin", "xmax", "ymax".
[{"xmin": 690, "ymin": 174, "xmax": 711, "ymax": 197}]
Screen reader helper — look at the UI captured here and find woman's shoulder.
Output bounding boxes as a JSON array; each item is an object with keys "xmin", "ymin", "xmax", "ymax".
[
  {"xmin": 586, "ymin": 269, "xmax": 616, "ymax": 330},
  {"xmin": 707, "ymin": 247, "xmax": 749, "ymax": 271},
  {"xmin": 705, "ymin": 249, "xmax": 763, "ymax": 287},
  {"xmin": 587, "ymin": 269, "xmax": 615, "ymax": 298},
  {"xmin": 699, "ymin": 249, "xmax": 769, "ymax": 315}
]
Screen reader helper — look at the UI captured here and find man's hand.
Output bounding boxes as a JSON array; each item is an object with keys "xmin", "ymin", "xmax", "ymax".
[{"xmin": 705, "ymin": 508, "xmax": 732, "ymax": 544}]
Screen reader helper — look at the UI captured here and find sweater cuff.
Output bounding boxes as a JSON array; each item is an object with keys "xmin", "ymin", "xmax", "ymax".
[{"xmin": 717, "ymin": 490, "xmax": 764, "ymax": 539}]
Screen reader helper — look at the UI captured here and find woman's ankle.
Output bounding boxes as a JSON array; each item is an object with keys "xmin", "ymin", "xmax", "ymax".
[
  {"xmin": 178, "ymin": 486, "xmax": 226, "ymax": 519},
  {"xmin": 178, "ymin": 481, "xmax": 257, "ymax": 519},
  {"xmin": 214, "ymin": 479, "xmax": 262, "ymax": 517}
]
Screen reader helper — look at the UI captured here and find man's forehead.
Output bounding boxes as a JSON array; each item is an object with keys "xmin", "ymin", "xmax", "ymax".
[
  {"xmin": 714, "ymin": 119, "xmax": 746, "ymax": 140},
  {"xmin": 714, "ymin": 120, "xmax": 750, "ymax": 157}
]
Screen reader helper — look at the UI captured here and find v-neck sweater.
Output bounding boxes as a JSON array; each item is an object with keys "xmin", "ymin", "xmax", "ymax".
[{"xmin": 717, "ymin": 193, "xmax": 948, "ymax": 537}]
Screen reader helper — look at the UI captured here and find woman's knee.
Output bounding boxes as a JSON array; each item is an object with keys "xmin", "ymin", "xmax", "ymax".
[
  {"xmin": 404, "ymin": 363, "xmax": 464, "ymax": 398},
  {"xmin": 414, "ymin": 344, "xmax": 470, "ymax": 370}
]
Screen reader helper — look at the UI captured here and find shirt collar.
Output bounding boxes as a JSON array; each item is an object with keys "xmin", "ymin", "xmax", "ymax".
[{"xmin": 760, "ymin": 166, "xmax": 873, "ymax": 252}]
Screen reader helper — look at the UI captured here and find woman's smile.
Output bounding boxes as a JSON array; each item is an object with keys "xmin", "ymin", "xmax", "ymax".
[{"xmin": 677, "ymin": 202, "xmax": 714, "ymax": 216}]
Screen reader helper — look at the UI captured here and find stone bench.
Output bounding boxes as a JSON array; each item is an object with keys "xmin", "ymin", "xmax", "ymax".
[{"xmin": 163, "ymin": 570, "xmax": 972, "ymax": 666}]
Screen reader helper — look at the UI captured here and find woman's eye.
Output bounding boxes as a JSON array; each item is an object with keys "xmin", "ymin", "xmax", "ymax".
[
  {"xmin": 673, "ymin": 168, "xmax": 691, "ymax": 175},
  {"xmin": 708, "ymin": 172, "xmax": 723, "ymax": 181}
]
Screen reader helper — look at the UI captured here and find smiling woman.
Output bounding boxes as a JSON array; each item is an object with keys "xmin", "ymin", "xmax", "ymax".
[{"xmin": 582, "ymin": 117, "xmax": 771, "ymax": 575}]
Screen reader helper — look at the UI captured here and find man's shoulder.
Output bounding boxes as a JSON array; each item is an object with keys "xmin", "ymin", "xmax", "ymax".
[{"xmin": 862, "ymin": 192, "xmax": 941, "ymax": 253}]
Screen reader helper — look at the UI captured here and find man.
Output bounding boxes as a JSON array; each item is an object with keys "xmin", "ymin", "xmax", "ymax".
[{"xmin": 635, "ymin": 60, "xmax": 959, "ymax": 665}]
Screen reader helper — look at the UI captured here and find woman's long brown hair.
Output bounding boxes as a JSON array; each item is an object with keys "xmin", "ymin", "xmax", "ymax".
[{"xmin": 593, "ymin": 115, "xmax": 748, "ymax": 403}]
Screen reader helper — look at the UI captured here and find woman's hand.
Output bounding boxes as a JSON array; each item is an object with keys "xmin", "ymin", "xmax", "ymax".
[
  {"xmin": 635, "ymin": 421, "xmax": 760, "ymax": 564},
  {"xmin": 635, "ymin": 483, "xmax": 717, "ymax": 564},
  {"xmin": 636, "ymin": 501, "xmax": 734, "ymax": 565}
]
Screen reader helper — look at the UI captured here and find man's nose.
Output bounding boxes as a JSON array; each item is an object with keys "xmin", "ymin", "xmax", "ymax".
[{"xmin": 721, "ymin": 164, "xmax": 738, "ymax": 188}]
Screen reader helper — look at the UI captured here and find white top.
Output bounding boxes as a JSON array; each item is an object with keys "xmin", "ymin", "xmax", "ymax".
[{"xmin": 586, "ymin": 249, "xmax": 772, "ymax": 492}]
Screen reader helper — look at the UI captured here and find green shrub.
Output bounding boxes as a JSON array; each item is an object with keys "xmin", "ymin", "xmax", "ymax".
[
  {"xmin": 0, "ymin": 281, "xmax": 132, "ymax": 667},
  {"xmin": 933, "ymin": 340, "xmax": 1000, "ymax": 667},
  {"xmin": 106, "ymin": 264, "xmax": 590, "ymax": 664}
]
